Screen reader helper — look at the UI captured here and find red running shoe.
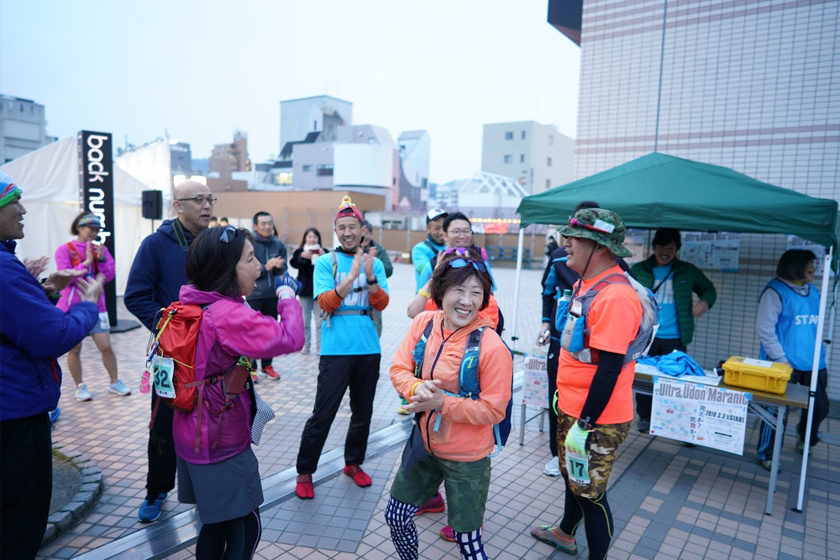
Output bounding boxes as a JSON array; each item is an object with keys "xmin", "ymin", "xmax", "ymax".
[
  {"xmin": 343, "ymin": 465, "xmax": 372, "ymax": 487},
  {"xmin": 295, "ymin": 474, "xmax": 314, "ymax": 499},
  {"xmin": 440, "ymin": 525, "xmax": 455, "ymax": 542},
  {"xmin": 415, "ymin": 492, "xmax": 445, "ymax": 515},
  {"xmin": 262, "ymin": 365, "xmax": 280, "ymax": 380}
]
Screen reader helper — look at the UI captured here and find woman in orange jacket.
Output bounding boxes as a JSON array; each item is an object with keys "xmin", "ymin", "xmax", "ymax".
[{"xmin": 386, "ymin": 249, "xmax": 512, "ymax": 560}]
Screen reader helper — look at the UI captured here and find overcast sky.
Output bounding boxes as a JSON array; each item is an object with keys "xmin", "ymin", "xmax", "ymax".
[{"xmin": 1, "ymin": 0, "xmax": 580, "ymax": 183}]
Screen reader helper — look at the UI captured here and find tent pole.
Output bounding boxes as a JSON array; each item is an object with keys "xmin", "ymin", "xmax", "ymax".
[
  {"xmin": 794, "ymin": 246, "xmax": 831, "ymax": 512},
  {"xmin": 511, "ymin": 227, "xmax": 526, "ymax": 351}
]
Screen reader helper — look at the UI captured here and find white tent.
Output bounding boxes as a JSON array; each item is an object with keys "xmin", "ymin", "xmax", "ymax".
[{"xmin": 1, "ymin": 137, "xmax": 152, "ymax": 296}]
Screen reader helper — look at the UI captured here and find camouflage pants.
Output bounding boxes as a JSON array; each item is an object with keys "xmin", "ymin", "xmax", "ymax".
[
  {"xmin": 556, "ymin": 411, "xmax": 630, "ymax": 499},
  {"xmin": 389, "ymin": 455, "xmax": 491, "ymax": 532}
]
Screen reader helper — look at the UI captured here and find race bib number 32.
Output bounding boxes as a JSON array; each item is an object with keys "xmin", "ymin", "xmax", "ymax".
[{"xmin": 147, "ymin": 355, "xmax": 176, "ymax": 399}]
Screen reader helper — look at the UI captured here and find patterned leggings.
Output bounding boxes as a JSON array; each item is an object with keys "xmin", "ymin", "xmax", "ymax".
[{"xmin": 385, "ymin": 496, "xmax": 486, "ymax": 560}]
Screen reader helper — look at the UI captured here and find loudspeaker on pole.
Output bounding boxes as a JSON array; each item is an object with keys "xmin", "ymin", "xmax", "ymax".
[{"xmin": 142, "ymin": 190, "xmax": 163, "ymax": 220}]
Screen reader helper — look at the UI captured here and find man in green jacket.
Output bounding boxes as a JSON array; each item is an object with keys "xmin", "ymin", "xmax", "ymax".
[{"xmin": 630, "ymin": 228, "xmax": 717, "ymax": 433}]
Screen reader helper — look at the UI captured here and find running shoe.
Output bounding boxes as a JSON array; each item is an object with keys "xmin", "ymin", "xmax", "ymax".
[
  {"xmin": 109, "ymin": 380, "xmax": 131, "ymax": 396},
  {"xmin": 530, "ymin": 525, "xmax": 577, "ymax": 554},
  {"xmin": 415, "ymin": 492, "xmax": 445, "ymax": 515},
  {"xmin": 75, "ymin": 383, "xmax": 92, "ymax": 401},
  {"xmin": 262, "ymin": 365, "xmax": 280, "ymax": 380},
  {"xmin": 543, "ymin": 457, "xmax": 561, "ymax": 477},
  {"xmin": 440, "ymin": 525, "xmax": 455, "ymax": 542},
  {"xmin": 138, "ymin": 492, "xmax": 167, "ymax": 523}
]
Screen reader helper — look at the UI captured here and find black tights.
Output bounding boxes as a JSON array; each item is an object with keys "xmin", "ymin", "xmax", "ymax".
[
  {"xmin": 196, "ymin": 508, "xmax": 262, "ymax": 560},
  {"xmin": 558, "ymin": 472, "xmax": 614, "ymax": 560}
]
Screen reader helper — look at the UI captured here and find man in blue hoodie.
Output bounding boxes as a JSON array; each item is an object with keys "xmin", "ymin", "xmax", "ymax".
[
  {"xmin": 125, "ymin": 180, "xmax": 213, "ymax": 523},
  {"xmin": 246, "ymin": 211, "xmax": 287, "ymax": 380},
  {"xmin": 0, "ymin": 171, "xmax": 104, "ymax": 559}
]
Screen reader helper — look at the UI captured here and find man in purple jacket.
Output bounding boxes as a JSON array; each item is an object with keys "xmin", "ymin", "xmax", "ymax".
[
  {"xmin": 0, "ymin": 171, "xmax": 104, "ymax": 559},
  {"xmin": 125, "ymin": 180, "xmax": 213, "ymax": 523}
]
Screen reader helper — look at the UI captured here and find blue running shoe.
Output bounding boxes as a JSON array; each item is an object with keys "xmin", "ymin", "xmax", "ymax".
[
  {"xmin": 138, "ymin": 492, "xmax": 167, "ymax": 523},
  {"xmin": 48, "ymin": 407, "xmax": 61, "ymax": 424}
]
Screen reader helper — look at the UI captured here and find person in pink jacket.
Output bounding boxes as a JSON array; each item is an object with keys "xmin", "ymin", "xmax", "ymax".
[
  {"xmin": 386, "ymin": 250, "xmax": 512, "ymax": 560},
  {"xmin": 55, "ymin": 212, "xmax": 130, "ymax": 400},
  {"xmin": 172, "ymin": 225, "xmax": 304, "ymax": 559}
]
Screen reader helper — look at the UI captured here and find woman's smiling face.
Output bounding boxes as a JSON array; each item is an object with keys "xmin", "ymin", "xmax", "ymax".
[{"xmin": 441, "ymin": 274, "xmax": 484, "ymax": 331}]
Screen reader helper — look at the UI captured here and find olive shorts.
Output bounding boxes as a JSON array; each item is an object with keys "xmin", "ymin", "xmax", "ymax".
[{"xmin": 390, "ymin": 454, "xmax": 491, "ymax": 532}]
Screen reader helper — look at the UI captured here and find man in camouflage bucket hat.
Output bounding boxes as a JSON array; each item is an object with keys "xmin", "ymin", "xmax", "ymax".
[
  {"xmin": 558, "ymin": 207, "xmax": 632, "ymax": 258},
  {"xmin": 529, "ymin": 207, "xmax": 641, "ymax": 558}
]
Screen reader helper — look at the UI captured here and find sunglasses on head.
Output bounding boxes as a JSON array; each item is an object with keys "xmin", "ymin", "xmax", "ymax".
[
  {"xmin": 447, "ymin": 258, "xmax": 487, "ymax": 273},
  {"xmin": 444, "ymin": 247, "xmax": 469, "ymax": 256},
  {"xmin": 568, "ymin": 217, "xmax": 615, "ymax": 235},
  {"xmin": 220, "ymin": 225, "xmax": 237, "ymax": 243}
]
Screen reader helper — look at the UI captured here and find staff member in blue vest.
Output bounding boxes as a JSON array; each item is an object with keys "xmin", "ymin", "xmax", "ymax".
[{"xmin": 755, "ymin": 249, "xmax": 829, "ymax": 471}]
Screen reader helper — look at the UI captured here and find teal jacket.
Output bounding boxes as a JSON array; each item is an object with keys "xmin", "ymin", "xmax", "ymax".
[{"xmin": 629, "ymin": 256, "xmax": 716, "ymax": 345}]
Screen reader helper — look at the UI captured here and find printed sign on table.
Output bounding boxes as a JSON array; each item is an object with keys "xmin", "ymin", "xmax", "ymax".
[
  {"xmin": 521, "ymin": 352, "xmax": 549, "ymax": 407},
  {"xmin": 650, "ymin": 377, "xmax": 750, "ymax": 455}
]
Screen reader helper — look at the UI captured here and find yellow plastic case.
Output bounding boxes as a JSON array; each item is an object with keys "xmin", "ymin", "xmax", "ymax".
[{"xmin": 722, "ymin": 356, "xmax": 793, "ymax": 395}]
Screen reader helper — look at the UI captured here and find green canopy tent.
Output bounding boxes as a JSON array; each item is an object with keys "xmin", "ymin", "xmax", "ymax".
[
  {"xmin": 517, "ymin": 152, "xmax": 839, "ymax": 248},
  {"xmin": 511, "ymin": 152, "xmax": 839, "ymax": 514}
]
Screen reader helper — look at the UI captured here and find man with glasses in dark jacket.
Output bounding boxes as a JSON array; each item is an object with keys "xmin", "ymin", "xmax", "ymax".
[{"xmin": 125, "ymin": 180, "xmax": 214, "ymax": 523}]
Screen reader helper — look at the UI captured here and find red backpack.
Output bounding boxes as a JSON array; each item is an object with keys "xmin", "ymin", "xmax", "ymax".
[{"xmin": 149, "ymin": 302, "xmax": 205, "ymax": 412}]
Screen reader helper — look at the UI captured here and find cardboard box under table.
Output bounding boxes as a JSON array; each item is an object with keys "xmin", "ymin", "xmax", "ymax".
[{"xmin": 632, "ymin": 369, "xmax": 808, "ymax": 516}]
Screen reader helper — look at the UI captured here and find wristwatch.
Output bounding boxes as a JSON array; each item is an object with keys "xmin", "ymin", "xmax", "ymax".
[
  {"xmin": 367, "ymin": 277, "xmax": 378, "ymax": 285},
  {"xmin": 576, "ymin": 418, "xmax": 592, "ymax": 431}
]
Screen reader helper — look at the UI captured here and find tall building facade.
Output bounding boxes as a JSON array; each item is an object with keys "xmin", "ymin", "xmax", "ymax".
[
  {"xmin": 550, "ymin": 0, "xmax": 840, "ymax": 398},
  {"xmin": 0, "ymin": 94, "xmax": 57, "ymax": 163},
  {"xmin": 279, "ymin": 95, "xmax": 353, "ymax": 151},
  {"xmin": 481, "ymin": 121, "xmax": 574, "ymax": 195}
]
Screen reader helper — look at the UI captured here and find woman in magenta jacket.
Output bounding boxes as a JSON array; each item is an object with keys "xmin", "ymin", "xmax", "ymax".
[
  {"xmin": 55, "ymin": 213, "xmax": 130, "ymax": 400},
  {"xmin": 172, "ymin": 225, "xmax": 304, "ymax": 559}
]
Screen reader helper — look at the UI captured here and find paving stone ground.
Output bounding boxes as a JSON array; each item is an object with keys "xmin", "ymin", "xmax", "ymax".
[{"xmin": 36, "ymin": 262, "xmax": 839, "ymax": 559}]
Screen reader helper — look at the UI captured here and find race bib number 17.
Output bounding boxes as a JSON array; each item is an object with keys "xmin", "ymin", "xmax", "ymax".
[
  {"xmin": 565, "ymin": 449, "xmax": 590, "ymax": 486},
  {"xmin": 147, "ymin": 355, "xmax": 176, "ymax": 399}
]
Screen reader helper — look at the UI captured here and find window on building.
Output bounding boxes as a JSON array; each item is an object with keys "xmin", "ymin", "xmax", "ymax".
[
  {"xmin": 503, "ymin": 154, "xmax": 512, "ymax": 164},
  {"xmin": 505, "ymin": 131, "xmax": 513, "ymax": 140},
  {"xmin": 276, "ymin": 173, "xmax": 292, "ymax": 185},
  {"xmin": 302, "ymin": 164, "xmax": 313, "ymax": 172},
  {"xmin": 546, "ymin": 179, "xmax": 551, "ymax": 189},
  {"xmin": 521, "ymin": 131, "xmax": 526, "ymax": 140},
  {"xmin": 547, "ymin": 157, "xmax": 552, "ymax": 167},
  {"xmin": 520, "ymin": 154, "xmax": 525, "ymax": 163},
  {"xmin": 316, "ymin": 164, "xmax": 334, "ymax": 176},
  {"xmin": 548, "ymin": 134, "xmax": 554, "ymax": 146}
]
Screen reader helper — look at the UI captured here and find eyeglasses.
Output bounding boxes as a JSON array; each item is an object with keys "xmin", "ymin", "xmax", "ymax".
[
  {"xmin": 448, "ymin": 229, "xmax": 472, "ymax": 236},
  {"xmin": 568, "ymin": 217, "xmax": 615, "ymax": 235},
  {"xmin": 177, "ymin": 195, "xmax": 218, "ymax": 206},
  {"xmin": 220, "ymin": 225, "xmax": 237, "ymax": 243},
  {"xmin": 447, "ymin": 258, "xmax": 487, "ymax": 273}
]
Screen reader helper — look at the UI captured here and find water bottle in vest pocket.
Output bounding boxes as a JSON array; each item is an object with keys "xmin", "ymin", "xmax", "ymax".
[{"xmin": 560, "ymin": 298, "xmax": 586, "ymax": 353}]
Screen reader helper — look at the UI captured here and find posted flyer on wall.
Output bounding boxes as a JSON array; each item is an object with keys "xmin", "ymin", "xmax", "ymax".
[{"xmin": 650, "ymin": 377, "xmax": 750, "ymax": 455}]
